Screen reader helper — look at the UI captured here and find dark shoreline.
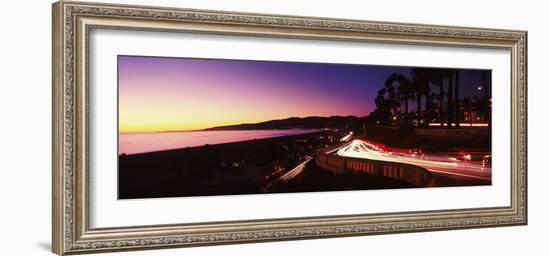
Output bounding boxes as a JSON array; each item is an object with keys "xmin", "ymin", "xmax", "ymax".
[
  {"xmin": 118, "ymin": 130, "xmax": 336, "ymax": 199},
  {"xmin": 120, "ymin": 129, "xmax": 326, "ymax": 157}
]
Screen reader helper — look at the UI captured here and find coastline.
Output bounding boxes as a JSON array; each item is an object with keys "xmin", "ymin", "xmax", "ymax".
[
  {"xmin": 119, "ymin": 128, "xmax": 325, "ymax": 156},
  {"xmin": 118, "ymin": 130, "xmax": 334, "ymax": 199}
]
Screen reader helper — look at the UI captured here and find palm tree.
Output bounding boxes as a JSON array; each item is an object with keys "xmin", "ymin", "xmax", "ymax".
[
  {"xmin": 410, "ymin": 68, "xmax": 435, "ymax": 127},
  {"xmin": 454, "ymin": 70, "xmax": 461, "ymax": 128},
  {"xmin": 410, "ymin": 68, "xmax": 427, "ymax": 127},
  {"xmin": 481, "ymin": 70, "xmax": 490, "ymax": 100},
  {"xmin": 446, "ymin": 70, "xmax": 455, "ymax": 128},
  {"xmin": 480, "ymin": 70, "xmax": 491, "ymax": 129},
  {"xmin": 428, "ymin": 70, "xmax": 446, "ymax": 127},
  {"xmin": 424, "ymin": 85, "xmax": 433, "ymax": 127},
  {"xmin": 374, "ymin": 88, "xmax": 391, "ymax": 124},
  {"xmin": 383, "ymin": 75, "xmax": 401, "ymax": 117},
  {"xmin": 373, "ymin": 78, "xmax": 402, "ymax": 125},
  {"xmin": 412, "ymin": 79, "xmax": 424, "ymax": 127},
  {"xmin": 397, "ymin": 79, "xmax": 414, "ymax": 126},
  {"xmin": 429, "ymin": 92, "xmax": 437, "ymax": 119},
  {"xmin": 385, "ymin": 73, "xmax": 412, "ymax": 126}
]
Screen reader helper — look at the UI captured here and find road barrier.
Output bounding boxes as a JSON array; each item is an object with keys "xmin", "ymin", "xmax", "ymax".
[
  {"xmin": 315, "ymin": 147, "xmax": 434, "ymax": 187},
  {"xmin": 414, "ymin": 127, "xmax": 488, "ymax": 138}
]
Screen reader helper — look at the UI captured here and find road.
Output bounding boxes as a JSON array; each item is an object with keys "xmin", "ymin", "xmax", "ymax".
[
  {"xmin": 261, "ymin": 157, "xmax": 312, "ymax": 192},
  {"xmin": 336, "ymin": 139, "xmax": 491, "ymax": 181},
  {"xmin": 278, "ymin": 157, "xmax": 312, "ymax": 183}
]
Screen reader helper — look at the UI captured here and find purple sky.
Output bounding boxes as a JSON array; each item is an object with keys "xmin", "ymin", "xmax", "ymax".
[{"xmin": 118, "ymin": 55, "xmax": 490, "ymax": 132}]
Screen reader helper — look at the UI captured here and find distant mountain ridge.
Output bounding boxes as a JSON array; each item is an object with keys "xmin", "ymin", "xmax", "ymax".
[{"xmin": 203, "ymin": 116, "xmax": 367, "ymax": 131}]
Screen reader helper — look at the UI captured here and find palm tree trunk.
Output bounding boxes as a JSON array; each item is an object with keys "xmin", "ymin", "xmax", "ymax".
[
  {"xmin": 404, "ymin": 100, "xmax": 409, "ymax": 126},
  {"xmin": 447, "ymin": 74, "xmax": 454, "ymax": 128},
  {"xmin": 425, "ymin": 83, "xmax": 431, "ymax": 128},
  {"xmin": 481, "ymin": 71, "xmax": 491, "ymax": 129},
  {"xmin": 439, "ymin": 83, "xmax": 444, "ymax": 127},
  {"xmin": 417, "ymin": 91, "xmax": 422, "ymax": 127},
  {"xmin": 481, "ymin": 71, "xmax": 489, "ymax": 99},
  {"xmin": 454, "ymin": 70, "xmax": 460, "ymax": 128}
]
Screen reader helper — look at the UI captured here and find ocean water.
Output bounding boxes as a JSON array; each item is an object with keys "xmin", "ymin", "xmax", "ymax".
[{"xmin": 119, "ymin": 129, "xmax": 321, "ymax": 155}]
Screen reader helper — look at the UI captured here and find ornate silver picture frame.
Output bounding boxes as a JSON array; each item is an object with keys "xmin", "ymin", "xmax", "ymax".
[{"xmin": 52, "ymin": 1, "xmax": 527, "ymax": 255}]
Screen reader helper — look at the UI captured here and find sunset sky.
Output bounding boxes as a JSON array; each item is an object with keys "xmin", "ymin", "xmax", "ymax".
[{"xmin": 118, "ymin": 55, "xmax": 489, "ymax": 133}]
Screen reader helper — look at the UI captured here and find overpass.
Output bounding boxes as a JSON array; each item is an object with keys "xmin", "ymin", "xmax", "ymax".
[
  {"xmin": 315, "ymin": 144, "xmax": 435, "ymax": 187},
  {"xmin": 315, "ymin": 137, "xmax": 492, "ymax": 187}
]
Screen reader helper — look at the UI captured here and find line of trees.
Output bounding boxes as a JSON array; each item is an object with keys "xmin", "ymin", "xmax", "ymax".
[{"xmin": 371, "ymin": 68, "xmax": 491, "ymax": 128}]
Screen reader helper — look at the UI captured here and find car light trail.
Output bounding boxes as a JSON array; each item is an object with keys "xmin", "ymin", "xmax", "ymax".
[
  {"xmin": 278, "ymin": 158, "xmax": 312, "ymax": 183},
  {"xmin": 340, "ymin": 131, "xmax": 353, "ymax": 142},
  {"xmin": 428, "ymin": 123, "xmax": 489, "ymax": 127},
  {"xmin": 336, "ymin": 139, "xmax": 491, "ymax": 181}
]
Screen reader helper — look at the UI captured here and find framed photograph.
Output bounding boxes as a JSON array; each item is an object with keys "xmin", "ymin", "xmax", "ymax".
[{"xmin": 52, "ymin": 1, "xmax": 527, "ymax": 255}]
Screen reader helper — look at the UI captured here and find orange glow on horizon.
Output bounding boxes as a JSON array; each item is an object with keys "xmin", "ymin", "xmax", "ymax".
[
  {"xmin": 118, "ymin": 56, "xmax": 379, "ymax": 134},
  {"xmin": 119, "ymin": 116, "xmax": 276, "ymax": 133}
]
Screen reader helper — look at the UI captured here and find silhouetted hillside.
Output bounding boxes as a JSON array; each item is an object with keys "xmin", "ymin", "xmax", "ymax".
[{"xmin": 204, "ymin": 116, "xmax": 367, "ymax": 130}]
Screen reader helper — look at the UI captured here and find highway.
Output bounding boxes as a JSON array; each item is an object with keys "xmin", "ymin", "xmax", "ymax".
[
  {"xmin": 261, "ymin": 157, "xmax": 312, "ymax": 192},
  {"xmin": 336, "ymin": 139, "xmax": 491, "ymax": 181},
  {"xmin": 278, "ymin": 157, "xmax": 312, "ymax": 183}
]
